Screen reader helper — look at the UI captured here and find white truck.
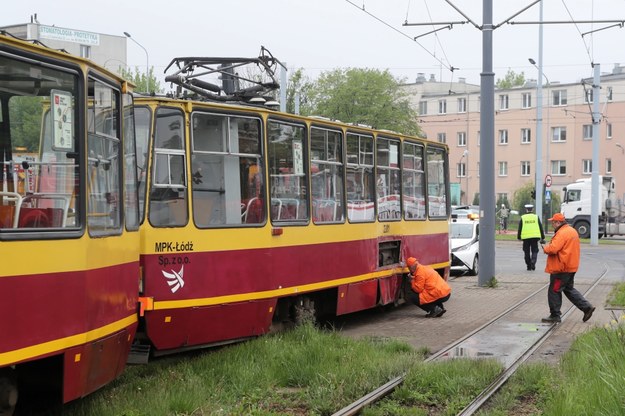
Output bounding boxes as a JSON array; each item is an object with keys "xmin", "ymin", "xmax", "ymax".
[{"xmin": 560, "ymin": 175, "xmax": 625, "ymax": 238}]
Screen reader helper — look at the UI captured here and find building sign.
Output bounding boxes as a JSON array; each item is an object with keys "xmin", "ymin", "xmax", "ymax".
[{"xmin": 39, "ymin": 25, "xmax": 100, "ymax": 46}]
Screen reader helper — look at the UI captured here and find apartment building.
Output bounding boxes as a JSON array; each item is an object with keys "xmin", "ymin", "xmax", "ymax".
[{"xmin": 404, "ymin": 67, "xmax": 625, "ymax": 210}]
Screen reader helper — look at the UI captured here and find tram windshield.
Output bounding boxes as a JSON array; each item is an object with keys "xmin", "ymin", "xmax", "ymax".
[{"xmin": 0, "ymin": 53, "xmax": 79, "ymax": 230}]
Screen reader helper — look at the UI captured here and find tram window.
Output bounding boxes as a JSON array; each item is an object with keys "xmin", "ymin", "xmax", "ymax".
[
  {"xmin": 191, "ymin": 112, "xmax": 264, "ymax": 226},
  {"xmin": 402, "ymin": 142, "xmax": 426, "ymax": 220},
  {"xmin": 0, "ymin": 54, "xmax": 79, "ymax": 232},
  {"xmin": 426, "ymin": 146, "xmax": 449, "ymax": 218},
  {"xmin": 346, "ymin": 133, "xmax": 374, "ymax": 222},
  {"xmin": 376, "ymin": 137, "xmax": 401, "ymax": 221},
  {"xmin": 87, "ymin": 79, "xmax": 122, "ymax": 235},
  {"xmin": 149, "ymin": 108, "xmax": 188, "ymax": 227},
  {"xmin": 134, "ymin": 106, "xmax": 151, "ymax": 222},
  {"xmin": 122, "ymin": 94, "xmax": 139, "ymax": 231},
  {"xmin": 268, "ymin": 120, "xmax": 308, "ymax": 222},
  {"xmin": 310, "ymin": 127, "xmax": 344, "ymax": 224}
]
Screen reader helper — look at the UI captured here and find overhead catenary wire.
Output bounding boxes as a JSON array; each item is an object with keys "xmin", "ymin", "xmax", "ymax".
[{"xmin": 344, "ymin": 0, "xmax": 455, "ymax": 74}]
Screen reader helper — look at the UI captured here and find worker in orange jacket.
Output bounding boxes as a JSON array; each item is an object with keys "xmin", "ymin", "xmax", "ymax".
[
  {"xmin": 541, "ymin": 213, "xmax": 595, "ymax": 323},
  {"xmin": 406, "ymin": 257, "xmax": 451, "ymax": 317}
]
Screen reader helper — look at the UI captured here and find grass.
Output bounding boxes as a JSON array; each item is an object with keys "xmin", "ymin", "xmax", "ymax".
[
  {"xmin": 607, "ymin": 282, "xmax": 625, "ymax": 308},
  {"xmin": 61, "ymin": 323, "xmax": 502, "ymax": 416}
]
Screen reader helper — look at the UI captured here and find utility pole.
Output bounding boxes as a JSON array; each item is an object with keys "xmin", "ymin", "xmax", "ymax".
[
  {"xmin": 478, "ymin": 0, "xmax": 495, "ymax": 286},
  {"xmin": 590, "ymin": 64, "xmax": 601, "ymax": 246}
]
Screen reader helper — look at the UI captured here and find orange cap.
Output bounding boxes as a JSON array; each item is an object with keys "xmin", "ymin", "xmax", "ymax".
[
  {"xmin": 548, "ymin": 213, "xmax": 565, "ymax": 222},
  {"xmin": 406, "ymin": 257, "xmax": 418, "ymax": 267}
]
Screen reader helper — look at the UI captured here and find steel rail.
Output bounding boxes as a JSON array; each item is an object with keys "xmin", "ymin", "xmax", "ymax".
[{"xmin": 331, "ymin": 375, "xmax": 405, "ymax": 416}]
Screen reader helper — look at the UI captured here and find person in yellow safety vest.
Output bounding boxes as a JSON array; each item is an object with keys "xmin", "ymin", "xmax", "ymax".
[{"xmin": 517, "ymin": 204, "xmax": 545, "ymax": 271}]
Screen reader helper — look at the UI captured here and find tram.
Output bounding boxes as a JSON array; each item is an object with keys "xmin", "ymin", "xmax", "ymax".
[
  {"xmin": 0, "ymin": 33, "xmax": 140, "ymax": 412},
  {"xmin": 131, "ymin": 49, "xmax": 451, "ymax": 356}
]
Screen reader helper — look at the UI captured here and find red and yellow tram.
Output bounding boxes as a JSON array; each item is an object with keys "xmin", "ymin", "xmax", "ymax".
[
  {"xmin": 0, "ymin": 33, "xmax": 140, "ymax": 411},
  {"xmin": 131, "ymin": 54, "xmax": 451, "ymax": 355}
]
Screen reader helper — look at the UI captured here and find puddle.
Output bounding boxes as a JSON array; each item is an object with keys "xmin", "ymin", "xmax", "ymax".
[{"xmin": 436, "ymin": 322, "xmax": 551, "ymax": 367}]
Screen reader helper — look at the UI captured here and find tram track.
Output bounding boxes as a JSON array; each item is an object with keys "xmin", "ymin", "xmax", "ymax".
[{"xmin": 332, "ymin": 261, "xmax": 610, "ymax": 416}]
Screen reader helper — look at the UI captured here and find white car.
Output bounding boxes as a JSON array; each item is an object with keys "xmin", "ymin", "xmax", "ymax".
[{"xmin": 450, "ymin": 217, "xmax": 479, "ymax": 275}]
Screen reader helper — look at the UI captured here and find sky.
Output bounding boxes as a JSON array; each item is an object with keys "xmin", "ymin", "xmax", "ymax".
[{"xmin": 3, "ymin": 1, "xmax": 625, "ymax": 88}]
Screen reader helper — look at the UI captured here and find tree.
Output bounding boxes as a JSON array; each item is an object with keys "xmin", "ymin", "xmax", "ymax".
[
  {"xmin": 119, "ymin": 66, "xmax": 162, "ymax": 94},
  {"xmin": 305, "ymin": 68, "xmax": 421, "ymax": 136},
  {"xmin": 286, "ymin": 68, "xmax": 314, "ymax": 114},
  {"xmin": 496, "ymin": 69, "xmax": 525, "ymax": 89},
  {"xmin": 8, "ymin": 97, "xmax": 44, "ymax": 152}
]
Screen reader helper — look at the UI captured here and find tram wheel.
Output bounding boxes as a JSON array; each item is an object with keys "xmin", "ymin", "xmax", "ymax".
[{"xmin": 0, "ymin": 368, "xmax": 18, "ymax": 416}]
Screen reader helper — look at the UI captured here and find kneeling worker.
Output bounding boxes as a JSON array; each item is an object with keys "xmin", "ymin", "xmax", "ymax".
[{"xmin": 406, "ymin": 257, "xmax": 451, "ymax": 317}]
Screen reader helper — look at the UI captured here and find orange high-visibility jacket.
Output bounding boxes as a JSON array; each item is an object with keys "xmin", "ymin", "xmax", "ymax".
[
  {"xmin": 544, "ymin": 223, "xmax": 580, "ymax": 273},
  {"xmin": 411, "ymin": 264, "xmax": 451, "ymax": 305}
]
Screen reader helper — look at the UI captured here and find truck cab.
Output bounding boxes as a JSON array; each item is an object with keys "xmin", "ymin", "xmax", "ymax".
[{"xmin": 560, "ymin": 176, "xmax": 614, "ymax": 238}]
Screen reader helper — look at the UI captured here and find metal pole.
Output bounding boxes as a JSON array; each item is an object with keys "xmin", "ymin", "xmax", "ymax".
[
  {"xmin": 478, "ymin": 0, "xmax": 495, "ymax": 286},
  {"xmin": 590, "ymin": 64, "xmax": 601, "ymax": 246},
  {"xmin": 534, "ymin": 0, "xmax": 544, "ymax": 222},
  {"xmin": 280, "ymin": 62, "xmax": 287, "ymax": 113},
  {"xmin": 124, "ymin": 32, "xmax": 150, "ymax": 93}
]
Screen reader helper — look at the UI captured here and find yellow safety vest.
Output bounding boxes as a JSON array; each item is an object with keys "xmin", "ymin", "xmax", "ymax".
[{"xmin": 520, "ymin": 214, "xmax": 541, "ymax": 239}]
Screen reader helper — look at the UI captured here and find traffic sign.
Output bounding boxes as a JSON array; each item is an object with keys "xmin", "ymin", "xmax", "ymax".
[
  {"xmin": 545, "ymin": 174, "xmax": 552, "ymax": 188},
  {"xmin": 545, "ymin": 189, "xmax": 551, "ymax": 202}
]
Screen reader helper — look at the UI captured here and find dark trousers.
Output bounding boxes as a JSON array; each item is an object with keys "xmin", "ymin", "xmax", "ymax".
[
  {"xmin": 522, "ymin": 238, "xmax": 540, "ymax": 268},
  {"xmin": 548, "ymin": 272, "xmax": 593, "ymax": 317},
  {"xmin": 409, "ymin": 292, "xmax": 451, "ymax": 313}
]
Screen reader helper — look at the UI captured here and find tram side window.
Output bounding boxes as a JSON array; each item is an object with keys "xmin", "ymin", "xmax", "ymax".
[
  {"xmin": 426, "ymin": 146, "xmax": 449, "ymax": 218},
  {"xmin": 376, "ymin": 137, "xmax": 400, "ymax": 221},
  {"xmin": 346, "ymin": 133, "xmax": 374, "ymax": 222},
  {"xmin": 310, "ymin": 127, "xmax": 344, "ymax": 224},
  {"xmin": 122, "ymin": 94, "xmax": 139, "ymax": 230},
  {"xmin": 134, "ymin": 106, "xmax": 151, "ymax": 222},
  {"xmin": 268, "ymin": 120, "xmax": 308, "ymax": 222},
  {"xmin": 149, "ymin": 108, "xmax": 187, "ymax": 227},
  {"xmin": 191, "ymin": 112, "xmax": 264, "ymax": 226},
  {"xmin": 402, "ymin": 142, "xmax": 426, "ymax": 220},
  {"xmin": 1, "ymin": 55, "xmax": 79, "ymax": 231},
  {"xmin": 87, "ymin": 79, "xmax": 122, "ymax": 235}
]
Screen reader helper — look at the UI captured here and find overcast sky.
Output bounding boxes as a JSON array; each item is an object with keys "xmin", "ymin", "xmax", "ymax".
[{"xmin": 4, "ymin": 1, "xmax": 625, "ymax": 87}]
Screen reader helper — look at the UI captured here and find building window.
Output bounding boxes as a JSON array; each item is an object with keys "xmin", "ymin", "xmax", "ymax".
[
  {"xmin": 552, "ymin": 90, "xmax": 567, "ymax": 106},
  {"xmin": 457, "ymin": 162, "xmax": 466, "ymax": 178},
  {"xmin": 419, "ymin": 100, "xmax": 427, "ymax": 115},
  {"xmin": 606, "ymin": 158, "xmax": 612, "ymax": 174},
  {"xmin": 584, "ymin": 88, "xmax": 593, "ymax": 104},
  {"xmin": 457, "ymin": 97, "xmax": 466, "ymax": 113},
  {"xmin": 582, "ymin": 159, "xmax": 592, "ymax": 175},
  {"xmin": 499, "ymin": 94, "xmax": 509, "ymax": 110},
  {"xmin": 522, "ymin": 93, "xmax": 532, "ymax": 109},
  {"xmin": 607, "ymin": 87, "xmax": 613, "ymax": 102},
  {"xmin": 498, "ymin": 129, "xmax": 508, "ymax": 145},
  {"xmin": 457, "ymin": 131, "xmax": 467, "ymax": 147},
  {"xmin": 552, "ymin": 126, "xmax": 567, "ymax": 142},
  {"xmin": 521, "ymin": 161, "xmax": 531, "ymax": 176},
  {"xmin": 551, "ymin": 160, "xmax": 567, "ymax": 175},
  {"xmin": 521, "ymin": 128, "xmax": 531, "ymax": 144},
  {"xmin": 80, "ymin": 45, "xmax": 91, "ymax": 59},
  {"xmin": 437, "ymin": 133, "xmax": 446, "ymax": 144},
  {"xmin": 438, "ymin": 99, "xmax": 447, "ymax": 114},
  {"xmin": 607, "ymin": 123, "xmax": 613, "ymax": 139},
  {"xmin": 582, "ymin": 124, "xmax": 592, "ymax": 140},
  {"xmin": 498, "ymin": 161, "xmax": 508, "ymax": 177}
]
